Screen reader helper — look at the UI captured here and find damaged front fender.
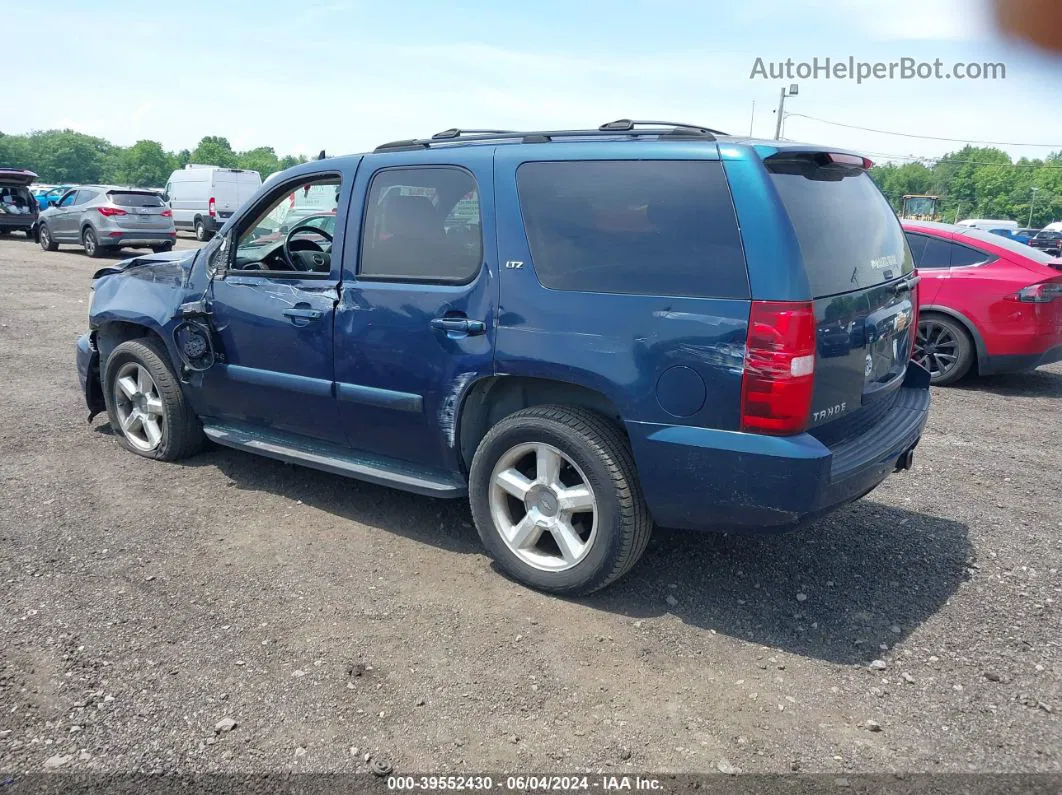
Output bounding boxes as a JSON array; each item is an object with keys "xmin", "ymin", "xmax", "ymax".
[{"xmin": 76, "ymin": 332, "xmax": 106, "ymax": 421}]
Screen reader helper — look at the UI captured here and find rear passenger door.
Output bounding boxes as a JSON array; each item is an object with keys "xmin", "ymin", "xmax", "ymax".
[
  {"xmin": 492, "ymin": 144, "xmax": 752, "ymax": 431},
  {"xmin": 334, "ymin": 148, "xmax": 498, "ymax": 473}
]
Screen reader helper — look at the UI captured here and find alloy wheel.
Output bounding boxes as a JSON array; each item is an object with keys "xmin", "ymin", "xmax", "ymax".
[
  {"xmin": 488, "ymin": 442, "xmax": 598, "ymax": 572},
  {"xmin": 113, "ymin": 362, "xmax": 166, "ymax": 452},
  {"xmin": 914, "ymin": 320, "xmax": 960, "ymax": 379}
]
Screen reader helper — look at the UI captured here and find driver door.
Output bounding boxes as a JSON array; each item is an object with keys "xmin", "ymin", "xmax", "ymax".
[{"xmin": 196, "ymin": 166, "xmax": 359, "ymax": 443}]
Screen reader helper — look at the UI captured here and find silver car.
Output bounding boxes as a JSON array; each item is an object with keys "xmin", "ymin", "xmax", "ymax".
[{"xmin": 38, "ymin": 186, "xmax": 177, "ymax": 258}]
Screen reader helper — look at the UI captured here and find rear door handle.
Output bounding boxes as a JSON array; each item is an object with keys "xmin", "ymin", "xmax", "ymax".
[
  {"xmin": 430, "ymin": 317, "xmax": 486, "ymax": 335},
  {"xmin": 283, "ymin": 308, "xmax": 324, "ymax": 321}
]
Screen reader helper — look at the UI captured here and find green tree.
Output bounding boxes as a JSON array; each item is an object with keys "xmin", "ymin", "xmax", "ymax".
[
  {"xmin": 237, "ymin": 146, "xmax": 281, "ymax": 178},
  {"xmin": 112, "ymin": 140, "xmax": 176, "ymax": 187},
  {"xmin": 278, "ymin": 154, "xmax": 308, "ymax": 170},
  {"xmin": 0, "ymin": 133, "xmax": 32, "ymax": 169},
  {"xmin": 190, "ymin": 136, "xmax": 238, "ymax": 168},
  {"xmin": 175, "ymin": 149, "xmax": 191, "ymax": 169},
  {"xmin": 23, "ymin": 129, "xmax": 116, "ymax": 183}
]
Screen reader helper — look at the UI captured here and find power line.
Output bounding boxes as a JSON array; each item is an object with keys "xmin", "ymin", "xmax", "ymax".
[{"xmin": 786, "ymin": 113, "xmax": 1062, "ymax": 148}]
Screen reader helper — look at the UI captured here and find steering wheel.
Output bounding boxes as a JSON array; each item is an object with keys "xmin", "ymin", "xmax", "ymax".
[{"xmin": 283, "ymin": 222, "xmax": 334, "ymax": 271}]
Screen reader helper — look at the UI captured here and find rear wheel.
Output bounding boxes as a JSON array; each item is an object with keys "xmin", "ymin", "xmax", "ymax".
[
  {"xmin": 469, "ymin": 405, "xmax": 652, "ymax": 595},
  {"xmin": 102, "ymin": 337, "xmax": 204, "ymax": 461},
  {"xmin": 38, "ymin": 223, "xmax": 58, "ymax": 251},
  {"xmin": 194, "ymin": 218, "xmax": 211, "ymax": 242},
  {"xmin": 82, "ymin": 227, "xmax": 102, "ymax": 258},
  {"xmin": 914, "ymin": 314, "xmax": 974, "ymax": 386}
]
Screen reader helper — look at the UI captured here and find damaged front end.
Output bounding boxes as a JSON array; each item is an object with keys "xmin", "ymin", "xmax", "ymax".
[{"xmin": 77, "ymin": 331, "xmax": 106, "ymax": 421}]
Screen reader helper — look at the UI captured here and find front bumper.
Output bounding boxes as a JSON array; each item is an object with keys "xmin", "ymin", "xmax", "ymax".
[
  {"xmin": 627, "ymin": 367, "xmax": 931, "ymax": 533},
  {"xmin": 77, "ymin": 332, "xmax": 105, "ymax": 420}
]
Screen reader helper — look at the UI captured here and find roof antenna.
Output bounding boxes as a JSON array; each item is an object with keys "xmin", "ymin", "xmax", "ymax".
[{"xmin": 317, "ymin": 149, "xmax": 327, "ymax": 160}]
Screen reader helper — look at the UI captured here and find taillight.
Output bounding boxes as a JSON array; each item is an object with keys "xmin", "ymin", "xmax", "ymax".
[
  {"xmin": 1006, "ymin": 279, "xmax": 1062, "ymax": 303},
  {"xmin": 740, "ymin": 301, "xmax": 817, "ymax": 436},
  {"xmin": 97, "ymin": 206, "xmax": 127, "ymax": 217},
  {"xmin": 160, "ymin": 209, "xmax": 173, "ymax": 218},
  {"xmin": 208, "ymin": 197, "xmax": 216, "ymax": 217}
]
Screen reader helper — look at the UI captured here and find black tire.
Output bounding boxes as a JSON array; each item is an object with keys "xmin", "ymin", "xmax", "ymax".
[
  {"xmin": 151, "ymin": 243, "xmax": 174, "ymax": 254},
  {"xmin": 102, "ymin": 337, "xmax": 205, "ymax": 461},
  {"xmin": 194, "ymin": 218, "xmax": 212, "ymax": 242},
  {"xmin": 24, "ymin": 228, "xmax": 34, "ymax": 239},
  {"xmin": 38, "ymin": 223, "xmax": 58, "ymax": 251},
  {"xmin": 915, "ymin": 313, "xmax": 975, "ymax": 386},
  {"xmin": 82, "ymin": 227, "xmax": 103, "ymax": 258},
  {"xmin": 469, "ymin": 405, "xmax": 652, "ymax": 595}
]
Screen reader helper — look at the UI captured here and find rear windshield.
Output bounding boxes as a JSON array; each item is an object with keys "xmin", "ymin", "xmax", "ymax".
[
  {"xmin": 516, "ymin": 160, "xmax": 749, "ymax": 299},
  {"xmin": 1035, "ymin": 231, "xmax": 1062, "ymax": 240},
  {"xmin": 960, "ymin": 227, "xmax": 1059, "ymax": 264},
  {"xmin": 109, "ymin": 192, "xmax": 164, "ymax": 207},
  {"xmin": 768, "ymin": 158, "xmax": 912, "ymax": 297}
]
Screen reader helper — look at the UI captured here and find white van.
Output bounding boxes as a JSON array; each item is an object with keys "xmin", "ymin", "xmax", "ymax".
[
  {"xmin": 164, "ymin": 165, "xmax": 262, "ymax": 241},
  {"xmin": 956, "ymin": 218, "xmax": 1019, "ymax": 232}
]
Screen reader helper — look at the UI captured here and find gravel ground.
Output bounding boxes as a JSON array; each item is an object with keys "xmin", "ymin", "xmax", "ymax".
[{"xmin": 0, "ymin": 233, "xmax": 1059, "ymax": 776}]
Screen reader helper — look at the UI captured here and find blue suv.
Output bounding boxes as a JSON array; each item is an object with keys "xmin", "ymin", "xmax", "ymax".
[{"xmin": 76, "ymin": 121, "xmax": 930, "ymax": 595}]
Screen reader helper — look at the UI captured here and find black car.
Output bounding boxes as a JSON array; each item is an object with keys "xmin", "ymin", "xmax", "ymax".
[
  {"xmin": 0, "ymin": 168, "xmax": 39, "ymax": 238},
  {"xmin": 1029, "ymin": 229, "xmax": 1062, "ymax": 256}
]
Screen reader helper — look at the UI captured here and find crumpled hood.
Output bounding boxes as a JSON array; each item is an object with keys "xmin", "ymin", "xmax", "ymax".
[{"xmin": 92, "ymin": 247, "xmax": 199, "ymax": 281}]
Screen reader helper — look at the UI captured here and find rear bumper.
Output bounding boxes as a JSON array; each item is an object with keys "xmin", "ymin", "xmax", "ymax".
[
  {"xmin": 628, "ymin": 367, "xmax": 931, "ymax": 533},
  {"xmin": 0, "ymin": 214, "xmax": 36, "ymax": 230},
  {"xmin": 100, "ymin": 231, "xmax": 176, "ymax": 247},
  {"xmin": 980, "ymin": 345, "xmax": 1062, "ymax": 375}
]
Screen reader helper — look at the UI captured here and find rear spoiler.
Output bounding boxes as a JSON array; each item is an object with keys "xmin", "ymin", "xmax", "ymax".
[{"xmin": 765, "ymin": 151, "xmax": 874, "ymax": 170}]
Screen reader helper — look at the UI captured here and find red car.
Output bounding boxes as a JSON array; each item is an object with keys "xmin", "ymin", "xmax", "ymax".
[{"xmin": 902, "ymin": 220, "xmax": 1062, "ymax": 384}]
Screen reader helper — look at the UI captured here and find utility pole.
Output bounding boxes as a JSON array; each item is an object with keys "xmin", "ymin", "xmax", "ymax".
[
  {"xmin": 773, "ymin": 84, "xmax": 799, "ymax": 140},
  {"xmin": 1028, "ymin": 186, "xmax": 1040, "ymax": 228},
  {"xmin": 749, "ymin": 100, "xmax": 756, "ymax": 137}
]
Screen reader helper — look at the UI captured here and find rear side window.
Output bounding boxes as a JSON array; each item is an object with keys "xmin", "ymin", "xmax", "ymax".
[
  {"xmin": 360, "ymin": 167, "xmax": 483, "ymax": 283},
  {"xmin": 109, "ymin": 192, "xmax": 164, "ymax": 207},
  {"xmin": 72, "ymin": 190, "xmax": 97, "ymax": 206},
  {"xmin": 949, "ymin": 242, "xmax": 991, "ymax": 267},
  {"xmin": 516, "ymin": 160, "xmax": 749, "ymax": 299},
  {"xmin": 768, "ymin": 158, "xmax": 912, "ymax": 296}
]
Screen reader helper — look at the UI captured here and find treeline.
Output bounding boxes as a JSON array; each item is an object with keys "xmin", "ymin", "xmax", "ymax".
[
  {"xmin": 0, "ymin": 130, "xmax": 308, "ymax": 187},
  {"xmin": 871, "ymin": 145, "xmax": 1062, "ymax": 228}
]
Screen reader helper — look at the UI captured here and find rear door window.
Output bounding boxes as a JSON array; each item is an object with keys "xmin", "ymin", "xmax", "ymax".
[
  {"xmin": 949, "ymin": 242, "xmax": 991, "ymax": 267},
  {"xmin": 516, "ymin": 160, "xmax": 749, "ymax": 299},
  {"xmin": 109, "ymin": 192, "xmax": 164, "ymax": 207},
  {"xmin": 767, "ymin": 157, "xmax": 911, "ymax": 296}
]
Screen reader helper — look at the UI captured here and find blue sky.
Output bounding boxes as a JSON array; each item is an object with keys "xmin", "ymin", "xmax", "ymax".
[{"xmin": 5, "ymin": 0, "xmax": 1062, "ymax": 164}]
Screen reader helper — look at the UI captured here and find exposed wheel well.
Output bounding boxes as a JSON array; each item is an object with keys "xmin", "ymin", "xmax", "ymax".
[
  {"xmin": 458, "ymin": 376, "xmax": 624, "ymax": 471},
  {"xmin": 95, "ymin": 322, "xmax": 169, "ymax": 373},
  {"xmin": 919, "ymin": 308, "xmax": 981, "ymax": 375}
]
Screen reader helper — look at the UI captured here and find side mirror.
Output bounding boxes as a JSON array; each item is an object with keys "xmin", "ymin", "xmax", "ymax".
[
  {"xmin": 48, "ymin": 199, "xmax": 58, "ymax": 208},
  {"xmin": 161, "ymin": 194, "xmax": 169, "ymax": 203}
]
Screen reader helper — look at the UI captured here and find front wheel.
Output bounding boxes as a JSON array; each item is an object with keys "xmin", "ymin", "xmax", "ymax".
[
  {"xmin": 469, "ymin": 405, "xmax": 652, "ymax": 595},
  {"xmin": 39, "ymin": 224, "xmax": 58, "ymax": 251},
  {"xmin": 82, "ymin": 227, "xmax": 103, "ymax": 258},
  {"xmin": 102, "ymin": 337, "xmax": 204, "ymax": 461},
  {"xmin": 914, "ymin": 315, "xmax": 974, "ymax": 386}
]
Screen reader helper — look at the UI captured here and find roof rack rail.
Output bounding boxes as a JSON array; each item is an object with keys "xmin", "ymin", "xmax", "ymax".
[
  {"xmin": 598, "ymin": 118, "xmax": 729, "ymax": 135},
  {"xmin": 373, "ymin": 120, "xmax": 726, "ymax": 152},
  {"xmin": 431, "ymin": 128, "xmax": 517, "ymax": 140}
]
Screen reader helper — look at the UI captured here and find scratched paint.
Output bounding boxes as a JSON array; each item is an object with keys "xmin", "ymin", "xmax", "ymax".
[{"xmin": 439, "ymin": 372, "xmax": 477, "ymax": 448}]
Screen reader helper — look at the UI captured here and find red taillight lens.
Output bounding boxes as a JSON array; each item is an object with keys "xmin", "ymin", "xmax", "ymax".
[
  {"xmin": 1006, "ymin": 279, "xmax": 1062, "ymax": 303},
  {"xmin": 208, "ymin": 197, "xmax": 216, "ymax": 217},
  {"xmin": 160, "ymin": 209, "xmax": 173, "ymax": 218},
  {"xmin": 740, "ymin": 301, "xmax": 817, "ymax": 436},
  {"xmin": 97, "ymin": 206, "xmax": 126, "ymax": 217}
]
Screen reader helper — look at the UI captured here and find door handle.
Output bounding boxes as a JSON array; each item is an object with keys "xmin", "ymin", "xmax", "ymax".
[
  {"xmin": 430, "ymin": 317, "xmax": 486, "ymax": 335},
  {"xmin": 283, "ymin": 308, "xmax": 324, "ymax": 321}
]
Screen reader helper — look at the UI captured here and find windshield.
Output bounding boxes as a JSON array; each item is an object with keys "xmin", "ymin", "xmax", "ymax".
[{"xmin": 959, "ymin": 227, "xmax": 1059, "ymax": 263}]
